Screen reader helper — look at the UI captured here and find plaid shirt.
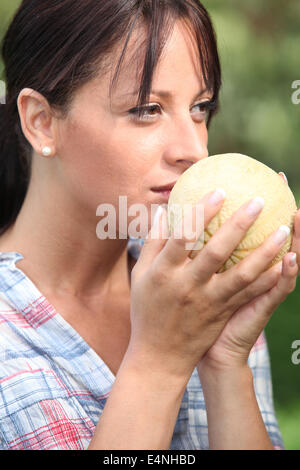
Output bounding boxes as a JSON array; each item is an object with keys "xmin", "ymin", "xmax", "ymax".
[{"xmin": 0, "ymin": 240, "xmax": 284, "ymax": 450}]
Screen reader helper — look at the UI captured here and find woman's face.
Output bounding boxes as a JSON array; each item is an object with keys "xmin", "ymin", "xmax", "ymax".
[{"xmin": 56, "ymin": 19, "xmax": 213, "ymax": 236}]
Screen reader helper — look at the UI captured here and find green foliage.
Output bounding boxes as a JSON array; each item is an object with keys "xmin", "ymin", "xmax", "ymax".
[
  {"xmin": 277, "ymin": 404, "xmax": 300, "ymax": 450},
  {"xmin": 205, "ymin": 1, "xmax": 300, "ymax": 449},
  {"xmin": 0, "ymin": 0, "xmax": 21, "ymax": 79},
  {"xmin": 0, "ymin": 0, "xmax": 299, "ymax": 450},
  {"xmin": 207, "ymin": 0, "xmax": 300, "ymax": 199}
]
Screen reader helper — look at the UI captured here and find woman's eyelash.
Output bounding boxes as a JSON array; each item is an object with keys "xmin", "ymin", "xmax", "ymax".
[
  {"xmin": 128, "ymin": 99, "xmax": 218, "ymax": 120},
  {"xmin": 128, "ymin": 104, "xmax": 160, "ymax": 119},
  {"xmin": 192, "ymin": 99, "xmax": 218, "ymax": 114}
]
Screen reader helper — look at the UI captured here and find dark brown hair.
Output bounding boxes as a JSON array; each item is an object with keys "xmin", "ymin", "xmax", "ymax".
[{"xmin": 0, "ymin": 0, "xmax": 221, "ymax": 235}]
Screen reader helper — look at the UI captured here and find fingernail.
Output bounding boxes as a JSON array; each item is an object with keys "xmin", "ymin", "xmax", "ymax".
[
  {"xmin": 279, "ymin": 172, "xmax": 288, "ymax": 185},
  {"xmin": 273, "ymin": 225, "xmax": 290, "ymax": 244},
  {"xmin": 209, "ymin": 188, "xmax": 226, "ymax": 205},
  {"xmin": 289, "ymin": 252, "xmax": 297, "ymax": 267},
  {"xmin": 246, "ymin": 197, "xmax": 265, "ymax": 216}
]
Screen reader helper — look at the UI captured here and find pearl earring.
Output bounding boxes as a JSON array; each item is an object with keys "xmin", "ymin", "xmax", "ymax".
[{"xmin": 42, "ymin": 146, "xmax": 52, "ymax": 157}]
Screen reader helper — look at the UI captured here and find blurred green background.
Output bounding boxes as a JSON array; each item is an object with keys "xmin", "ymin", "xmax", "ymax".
[
  {"xmin": 0, "ymin": 0, "xmax": 299, "ymax": 449},
  {"xmin": 206, "ymin": 0, "xmax": 300, "ymax": 451}
]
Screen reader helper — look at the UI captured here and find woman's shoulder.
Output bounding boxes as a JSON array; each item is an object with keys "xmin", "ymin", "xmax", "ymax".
[
  {"xmin": 0, "ymin": 250, "xmax": 36, "ymax": 311},
  {"xmin": 0, "ymin": 251, "xmax": 45, "ymax": 349},
  {"xmin": 0, "ymin": 252, "xmax": 26, "ymax": 312}
]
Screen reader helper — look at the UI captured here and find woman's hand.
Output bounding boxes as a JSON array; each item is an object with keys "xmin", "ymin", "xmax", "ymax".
[
  {"xmin": 197, "ymin": 250, "xmax": 298, "ymax": 374},
  {"xmin": 127, "ymin": 188, "xmax": 296, "ymax": 381},
  {"xmin": 197, "ymin": 171, "xmax": 299, "ymax": 374}
]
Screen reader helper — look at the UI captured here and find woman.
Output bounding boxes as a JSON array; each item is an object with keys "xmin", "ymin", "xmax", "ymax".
[{"xmin": 0, "ymin": 0, "xmax": 298, "ymax": 450}]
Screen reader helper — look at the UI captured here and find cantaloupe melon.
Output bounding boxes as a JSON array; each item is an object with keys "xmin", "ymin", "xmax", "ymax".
[{"xmin": 168, "ymin": 153, "xmax": 297, "ymax": 272}]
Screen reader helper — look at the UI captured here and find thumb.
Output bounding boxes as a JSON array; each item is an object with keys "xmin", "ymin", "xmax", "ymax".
[
  {"xmin": 137, "ymin": 205, "xmax": 169, "ymax": 267},
  {"xmin": 279, "ymin": 172, "xmax": 288, "ymax": 185}
]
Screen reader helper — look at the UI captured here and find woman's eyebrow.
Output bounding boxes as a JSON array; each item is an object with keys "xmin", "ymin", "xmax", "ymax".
[{"xmin": 119, "ymin": 88, "xmax": 211, "ymax": 101}]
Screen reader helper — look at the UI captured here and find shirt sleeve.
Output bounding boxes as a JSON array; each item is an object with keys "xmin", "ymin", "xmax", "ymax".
[{"xmin": 248, "ymin": 331, "xmax": 285, "ymax": 450}]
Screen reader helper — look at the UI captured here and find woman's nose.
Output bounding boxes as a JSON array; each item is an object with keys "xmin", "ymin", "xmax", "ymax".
[{"xmin": 162, "ymin": 117, "xmax": 209, "ymax": 168}]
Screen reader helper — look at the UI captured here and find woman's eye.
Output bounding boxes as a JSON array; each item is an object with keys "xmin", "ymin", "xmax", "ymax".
[
  {"xmin": 191, "ymin": 102, "xmax": 210, "ymax": 120},
  {"xmin": 128, "ymin": 104, "xmax": 161, "ymax": 121},
  {"xmin": 128, "ymin": 99, "xmax": 216, "ymax": 123}
]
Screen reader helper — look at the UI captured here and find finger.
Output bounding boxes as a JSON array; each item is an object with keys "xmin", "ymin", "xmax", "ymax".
[
  {"xmin": 279, "ymin": 172, "xmax": 288, "ymax": 185},
  {"xmin": 186, "ymin": 196, "xmax": 265, "ymax": 283},
  {"xmin": 233, "ymin": 252, "xmax": 298, "ymax": 323},
  {"xmin": 278, "ymin": 171, "xmax": 300, "ymax": 270},
  {"xmin": 225, "ymin": 260, "xmax": 283, "ymax": 312},
  {"xmin": 291, "ymin": 207, "xmax": 300, "ymax": 270},
  {"xmin": 212, "ymin": 224, "xmax": 291, "ymax": 301},
  {"xmin": 160, "ymin": 189, "xmax": 226, "ymax": 267},
  {"xmin": 258, "ymin": 252, "xmax": 299, "ymax": 317},
  {"xmin": 136, "ymin": 205, "xmax": 169, "ymax": 268}
]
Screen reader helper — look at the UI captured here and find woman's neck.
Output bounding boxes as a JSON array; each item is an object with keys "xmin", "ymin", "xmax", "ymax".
[{"xmin": 0, "ymin": 187, "xmax": 134, "ymax": 302}]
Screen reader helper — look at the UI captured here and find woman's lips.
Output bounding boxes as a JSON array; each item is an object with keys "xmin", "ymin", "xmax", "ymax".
[
  {"xmin": 151, "ymin": 181, "xmax": 176, "ymax": 201},
  {"xmin": 151, "ymin": 181, "xmax": 177, "ymax": 192},
  {"xmin": 151, "ymin": 189, "xmax": 172, "ymax": 201}
]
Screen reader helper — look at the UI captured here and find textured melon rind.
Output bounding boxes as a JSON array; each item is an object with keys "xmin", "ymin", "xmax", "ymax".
[{"xmin": 168, "ymin": 153, "xmax": 297, "ymax": 272}]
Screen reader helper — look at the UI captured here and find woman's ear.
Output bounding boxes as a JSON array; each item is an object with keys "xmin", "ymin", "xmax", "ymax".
[{"xmin": 17, "ymin": 88, "xmax": 57, "ymax": 157}]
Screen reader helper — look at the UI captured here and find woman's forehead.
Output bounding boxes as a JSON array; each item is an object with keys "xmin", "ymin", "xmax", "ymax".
[{"xmin": 107, "ymin": 20, "xmax": 204, "ymax": 97}]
